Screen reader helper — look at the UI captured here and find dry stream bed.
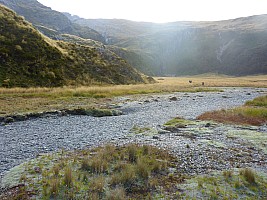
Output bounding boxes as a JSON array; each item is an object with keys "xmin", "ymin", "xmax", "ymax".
[{"xmin": 0, "ymin": 87, "xmax": 267, "ymax": 199}]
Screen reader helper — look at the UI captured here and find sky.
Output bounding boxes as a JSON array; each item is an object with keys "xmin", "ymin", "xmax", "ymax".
[{"xmin": 37, "ymin": 0, "xmax": 267, "ymax": 23}]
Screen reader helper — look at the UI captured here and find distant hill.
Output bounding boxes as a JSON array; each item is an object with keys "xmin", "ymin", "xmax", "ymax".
[
  {"xmin": 0, "ymin": 5, "xmax": 147, "ymax": 87},
  {"xmin": 68, "ymin": 15, "xmax": 267, "ymax": 76},
  {"xmin": 0, "ymin": 0, "xmax": 105, "ymax": 43}
]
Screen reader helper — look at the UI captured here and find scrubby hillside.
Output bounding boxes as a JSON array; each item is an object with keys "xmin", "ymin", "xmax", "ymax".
[
  {"xmin": 0, "ymin": 0, "xmax": 105, "ymax": 43},
  {"xmin": 69, "ymin": 15, "xmax": 267, "ymax": 76},
  {"xmin": 0, "ymin": 5, "xmax": 146, "ymax": 87}
]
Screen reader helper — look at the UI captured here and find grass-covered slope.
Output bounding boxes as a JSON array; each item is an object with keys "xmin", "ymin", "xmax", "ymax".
[
  {"xmin": 0, "ymin": 0, "xmax": 105, "ymax": 43},
  {"xmin": 0, "ymin": 5, "xmax": 147, "ymax": 87}
]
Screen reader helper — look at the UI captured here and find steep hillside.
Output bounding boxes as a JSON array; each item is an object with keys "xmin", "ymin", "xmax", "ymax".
[
  {"xmin": 69, "ymin": 15, "xmax": 267, "ymax": 76},
  {"xmin": 0, "ymin": 5, "xmax": 146, "ymax": 87},
  {"xmin": 0, "ymin": 0, "xmax": 105, "ymax": 42}
]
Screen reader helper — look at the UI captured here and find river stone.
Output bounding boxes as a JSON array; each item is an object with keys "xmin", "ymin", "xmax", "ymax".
[
  {"xmin": 4, "ymin": 117, "xmax": 15, "ymax": 123},
  {"xmin": 169, "ymin": 96, "xmax": 178, "ymax": 101}
]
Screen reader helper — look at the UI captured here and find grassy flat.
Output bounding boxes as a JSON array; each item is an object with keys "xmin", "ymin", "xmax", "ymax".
[{"xmin": 1, "ymin": 75, "xmax": 266, "ymax": 117}]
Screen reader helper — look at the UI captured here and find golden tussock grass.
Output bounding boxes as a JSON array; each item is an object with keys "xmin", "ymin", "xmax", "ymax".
[{"xmin": 0, "ymin": 75, "xmax": 266, "ymax": 116}]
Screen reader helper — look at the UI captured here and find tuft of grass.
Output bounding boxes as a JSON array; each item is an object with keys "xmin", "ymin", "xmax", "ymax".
[
  {"xmin": 136, "ymin": 157, "xmax": 150, "ymax": 180},
  {"xmin": 240, "ymin": 168, "xmax": 256, "ymax": 184},
  {"xmin": 64, "ymin": 166, "xmax": 73, "ymax": 188},
  {"xmin": 128, "ymin": 144, "xmax": 138, "ymax": 163},
  {"xmin": 106, "ymin": 187, "xmax": 127, "ymax": 200},
  {"xmin": 89, "ymin": 175, "xmax": 105, "ymax": 193},
  {"xmin": 50, "ymin": 178, "xmax": 59, "ymax": 197},
  {"xmin": 223, "ymin": 170, "xmax": 233, "ymax": 180},
  {"xmin": 80, "ymin": 158, "xmax": 90, "ymax": 171}
]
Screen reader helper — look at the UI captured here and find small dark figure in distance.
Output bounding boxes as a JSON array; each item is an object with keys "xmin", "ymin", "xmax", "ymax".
[
  {"xmin": 189, "ymin": 80, "xmax": 192, "ymax": 83},
  {"xmin": 202, "ymin": 82, "xmax": 205, "ymax": 86}
]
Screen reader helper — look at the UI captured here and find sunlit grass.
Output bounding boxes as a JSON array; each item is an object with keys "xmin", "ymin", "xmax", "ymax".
[
  {"xmin": 198, "ymin": 95, "xmax": 267, "ymax": 126},
  {"xmin": 0, "ymin": 75, "xmax": 266, "ymax": 116},
  {"xmin": 246, "ymin": 95, "xmax": 267, "ymax": 107}
]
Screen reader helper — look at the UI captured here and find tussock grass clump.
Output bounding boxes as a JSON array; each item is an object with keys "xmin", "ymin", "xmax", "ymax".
[
  {"xmin": 106, "ymin": 187, "xmax": 126, "ymax": 200},
  {"xmin": 63, "ymin": 166, "xmax": 73, "ymax": 188},
  {"xmin": 240, "ymin": 168, "xmax": 256, "ymax": 184},
  {"xmin": 2, "ymin": 144, "xmax": 181, "ymax": 199},
  {"xmin": 50, "ymin": 178, "xmax": 59, "ymax": 197},
  {"xmin": 223, "ymin": 170, "xmax": 233, "ymax": 179}
]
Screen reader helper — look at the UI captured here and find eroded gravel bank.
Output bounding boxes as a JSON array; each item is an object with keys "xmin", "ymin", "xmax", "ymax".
[{"xmin": 0, "ymin": 87, "xmax": 266, "ymax": 181}]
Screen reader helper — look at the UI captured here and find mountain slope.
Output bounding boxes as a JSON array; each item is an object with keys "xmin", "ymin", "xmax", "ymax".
[
  {"xmin": 69, "ymin": 15, "xmax": 267, "ymax": 76},
  {"xmin": 0, "ymin": 0, "xmax": 105, "ymax": 43},
  {"xmin": 0, "ymin": 5, "xmax": 146, "ymax": 87}
]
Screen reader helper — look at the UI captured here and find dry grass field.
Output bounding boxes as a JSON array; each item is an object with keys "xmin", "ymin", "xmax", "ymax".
[{"xmin": 0, "ymin": 75, "xmax": 266, "ymax": 116}]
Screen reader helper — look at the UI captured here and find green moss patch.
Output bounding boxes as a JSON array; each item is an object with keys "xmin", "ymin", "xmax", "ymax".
[
  {"xmin": 179, "ymin": 168, "xmax": 267, "ymax": 199},
  {"xmin": 227, "ymin": 130, "xmax": 267, "ymax": 154},
  {"xmin": 129, "ymin": 125, "xmax": 158, "ymax": 136},
  {"xmin": 164, "ymin": 117, "xmax": 195, "ymax": 128}
]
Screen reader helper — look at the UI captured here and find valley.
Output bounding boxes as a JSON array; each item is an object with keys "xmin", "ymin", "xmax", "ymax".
[{"xmin": 0, "ymin": 0, "xmax": 267, "ymax": 198}]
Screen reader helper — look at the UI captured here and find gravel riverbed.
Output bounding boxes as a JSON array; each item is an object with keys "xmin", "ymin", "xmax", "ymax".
[{"xmin": 0, "ymin": 87, "xmax": 266, "ymax": 181}]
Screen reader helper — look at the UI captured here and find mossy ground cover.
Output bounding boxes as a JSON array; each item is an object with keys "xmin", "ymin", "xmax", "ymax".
[
  {"xmin": 227, "ymin": 130, "xmax": 267, "ymax": 154},
  {"xmin": 0, "ymin": 144, "xmax": 184, "ymax": 199},
  {"xmin": 179, "ymin": 168, "xmax": 267, "ymax": 199}
]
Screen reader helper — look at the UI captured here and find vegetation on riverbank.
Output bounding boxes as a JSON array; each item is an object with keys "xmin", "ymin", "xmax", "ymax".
[
  {"xmin": 198, "ymin": 95, "xmax": 267, "ymax": 126},
  {"xmin": 180, "ymin": 168, "xmax": 267, "ymax": 199},
  {"xmin": 0, "ymin": 144, "xmax": 183, "ymax": 199},
  {"xmin": 1, "ymin": 75, "xmax": 266, "ymax": 117},
  {"xmin": 1, "ymin": 143, "xmax": 267, "ymax": 199}
]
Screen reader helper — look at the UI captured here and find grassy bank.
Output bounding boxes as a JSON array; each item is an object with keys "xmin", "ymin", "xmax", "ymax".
[
  {"xmin": 0, "ymin": 144, "xmax": 183, "ymax": 199},
  {"xmin": 198, "ymin": 95, "xmax": 267, "ymax": 126},
  {"xmin": 0, "ymin": 75, "xmax": 266, "ymax": 116}
]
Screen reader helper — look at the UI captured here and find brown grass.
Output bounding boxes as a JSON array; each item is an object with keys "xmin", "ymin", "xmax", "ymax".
[
  {"xmin": 0, "ymin": 75, "xmax": 266, "ymax": 116},
  {"xmin": 197, "ymin": 109, "xmax": 266, "ymax": 126},
  {"xmin": 240, "ymin": 168, "xmax": 256, "ymax": 184}
]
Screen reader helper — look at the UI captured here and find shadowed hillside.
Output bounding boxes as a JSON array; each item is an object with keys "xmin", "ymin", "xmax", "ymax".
[
  {"xmin": 68, "ymin": 15, "xmax": 267, "ymax": 76},
  {"xmin": 0, "ymin": 5, "xmax": 147, "ymax": 87},
  {"xmin": 0, "ymin": 0, "xmax": 105, "ymax": 43}
]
